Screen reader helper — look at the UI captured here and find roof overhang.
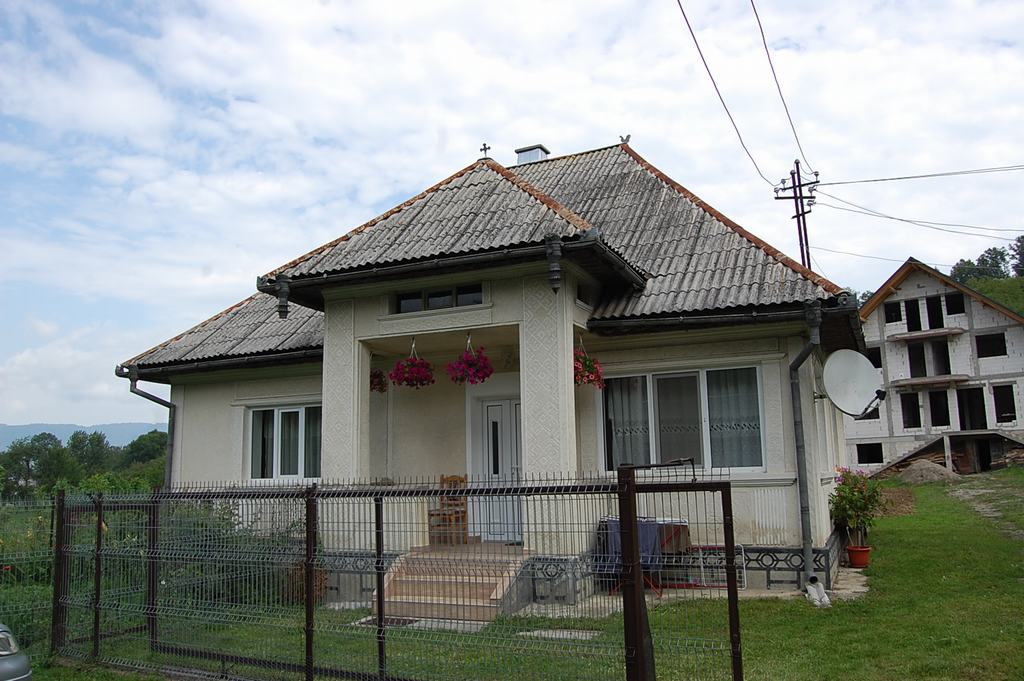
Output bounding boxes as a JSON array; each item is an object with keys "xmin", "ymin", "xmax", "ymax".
[
  {"xmin": 119, "ymin": 348, "xmax": 324, "ymax": 385},
  {"xmin": 258, "ymin": 235, "xmax": 647, "ymax": 312}
]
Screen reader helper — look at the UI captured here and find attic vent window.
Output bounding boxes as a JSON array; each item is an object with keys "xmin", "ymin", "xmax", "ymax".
[
  {"xmin": 394, "ymin": 284, "xmax": 483, "ymax": 314},
  {"xmin": 515, "ymin": 144, "xmax": 550, "ymax": 164}
]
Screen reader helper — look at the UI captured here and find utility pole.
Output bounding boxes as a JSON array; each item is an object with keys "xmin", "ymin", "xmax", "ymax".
[{"xmin": 774, "ymin": 159, "xmax": 818, "ymax": 268}]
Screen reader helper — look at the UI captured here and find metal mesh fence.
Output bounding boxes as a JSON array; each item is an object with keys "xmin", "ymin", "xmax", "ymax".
[
  {"xmin": 0, "ymin": 497, "xmax": 56, "ymax": 661},
  {"xmin": 34, "ymin": 468, "xmax": 742, "ymax": 680}
]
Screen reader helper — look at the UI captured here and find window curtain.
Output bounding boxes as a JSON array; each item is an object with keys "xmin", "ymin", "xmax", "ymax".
[
  {"xmin": 604, "ymin": 377, "xmax": 651, "ymax": 469},
  {"xmin": 655, "ymin": 375, "xmax": 703, "ymax": 464},
  {"xmin": 251, "ymin": 410, "xmax": 274, "ymax": 479},
  {"xmin": 304, "ymin": 406, "xmax": 322, "ymax": 478},
  {"xmin": 280, "ymin": 411, "xmax": 300, "ymax": 476},
  {"xmin": 707, "ymin": 368, "xmax": 762, "ymax": 468}
]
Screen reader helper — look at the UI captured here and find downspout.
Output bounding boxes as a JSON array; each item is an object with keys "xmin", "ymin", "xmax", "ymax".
[
  {"xmin": 114, "ymin": 366, "xmax": 175, "ymax": 488},
  {"xmin": 789, "ymin": 301, "xmax": 821, "ymax": 586}
]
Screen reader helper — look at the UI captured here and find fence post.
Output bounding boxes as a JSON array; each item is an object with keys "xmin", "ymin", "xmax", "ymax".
[
  {"xmin": 304, "ymin": 485, "xmax": 318, "ymax": 681},
  {"xmin": 616, "ymin": 466, "xmax": 655, "ymax": 681},
  {"xmin": 91, "ymin": 493, "xmax": 104, "ymax": 659},
  {"xmin": 721, "ymin": 485, "xmax": 744, "ymax": 681},
  {"xmin": 50, "ymin": 490, "xmax": 67, "ymax": 655},
  {"xmin": 147, "ymin": 491, "xmax": 160, "ymax": 651},
  {"xmin": 374, "ymin": 495, "xmax": 386, "ymax": 680}
]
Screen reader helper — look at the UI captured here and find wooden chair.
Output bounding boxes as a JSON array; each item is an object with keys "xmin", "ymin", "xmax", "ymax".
[{"xmin": 428, "ymin": 475, "xmax": 469, "ymax": 545}]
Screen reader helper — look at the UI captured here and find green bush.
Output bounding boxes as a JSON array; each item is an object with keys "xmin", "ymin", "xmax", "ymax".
[{"xmin": 829, "ymin": 467, "xmax": 883, "ymax": 545}]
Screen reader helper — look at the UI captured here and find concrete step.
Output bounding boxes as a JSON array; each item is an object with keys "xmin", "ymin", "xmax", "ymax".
[
  {"xmin": 389, "ymin": 575, "xmax": 499, "ymax": 600},
  {"xmin": 399, "ymin": 555, "xmax": 517, "ymax": 577},
  {"xmin": 381, "ymin": 596, "xmax": 500, "ymax": 622}
]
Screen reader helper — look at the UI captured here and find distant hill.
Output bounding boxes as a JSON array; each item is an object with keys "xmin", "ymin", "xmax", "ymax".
[{"xmin": 0, "ymin": 422, "xmax": 167, "ymax": 449}]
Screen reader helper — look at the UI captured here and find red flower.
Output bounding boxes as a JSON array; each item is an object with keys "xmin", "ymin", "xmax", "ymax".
[
  {"xmin": 573, "ymin": 348, "xmax": 605, "ymax": 389},
  {"xmin": 446, "ymin": 346, "xmax": 494, "ymax": 385},
  {"xmin": 390, "ymin": 356, "xmax": 435, "ymax": 389}
]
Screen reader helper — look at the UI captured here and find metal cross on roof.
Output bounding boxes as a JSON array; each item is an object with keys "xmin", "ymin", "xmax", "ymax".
[{"xmin": 479, "ymin": 142, "xmax": 491, "ymax": 157}]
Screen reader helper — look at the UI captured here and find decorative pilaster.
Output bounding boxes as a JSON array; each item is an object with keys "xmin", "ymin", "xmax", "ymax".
[
  {"xmin": 322, "ymin": 298, "xmax": 372, "ymax": 479},
  {"xmin": 519, "ymin": 276, "xmax": 577, "ymax": 473}
]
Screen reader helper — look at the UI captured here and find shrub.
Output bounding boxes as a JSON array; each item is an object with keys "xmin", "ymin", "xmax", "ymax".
[{"xmin": 829, "ymin": 467, "xmax": 883, "ymax": 545}]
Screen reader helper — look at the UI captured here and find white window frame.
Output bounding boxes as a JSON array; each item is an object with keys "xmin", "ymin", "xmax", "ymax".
[
  {"xmin": 248, "ymin": 404, "xmax": 322, "ymax": 482},
  {"xmin": 599, "ymin": 365, "xmax": 766, "ymax": 473}
]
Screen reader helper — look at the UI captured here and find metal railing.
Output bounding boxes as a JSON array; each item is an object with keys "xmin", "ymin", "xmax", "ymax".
[{"xmin": 5, "ymin": 466, "xmax": 743, "ymax": 680}]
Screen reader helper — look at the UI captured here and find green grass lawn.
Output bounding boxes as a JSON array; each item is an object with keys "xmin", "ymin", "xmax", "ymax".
[{"xmin": 22, "ymin": 474, "xmax": 1024, "ymax": 681}]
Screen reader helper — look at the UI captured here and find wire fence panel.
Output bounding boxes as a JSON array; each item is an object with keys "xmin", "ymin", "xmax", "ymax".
[
  {"xmin": 28, "ymin": 468, "xmax": 742, "ymax": 681},
  {"xmin": 0, "ymin": 496, "xmax": 55, "ymax": 661}
]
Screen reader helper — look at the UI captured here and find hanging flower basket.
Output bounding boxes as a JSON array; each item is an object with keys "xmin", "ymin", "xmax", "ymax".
[
  {"xmin": 370, "ymin": 368, "xmax": 388, "ymax": 393},
  {"xmin": 574, "ymin": 347, "xmax": 605, "ymax": 389},
  {"xmin": 447, "ymin": 345, "xmax": 494, "ymax": 385},
  {"xmin": 390, "ymin": 356, "xmax": 434, "ymax": 389}
]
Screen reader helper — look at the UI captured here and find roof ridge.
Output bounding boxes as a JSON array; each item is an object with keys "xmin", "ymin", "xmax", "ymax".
[
  {"xmin": 506, "ymin": 142, "xmax": 622, "ymax": 168},
  {"xmin": 619, "ymin": 143, "xmax": 843, "ymax": 296},
  {"xmin": 481, "ymin": 158, "xmax": 594, "ymax": 234},
  {"xmin": 263, "ymin": 159, "xmax": 485, "ymax": 280},
  {"xmin": 121, "ymin": 293, "xmax": 262, "ymax": 367}
]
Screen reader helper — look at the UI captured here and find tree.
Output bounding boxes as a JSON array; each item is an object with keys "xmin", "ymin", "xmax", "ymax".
[
  {"xmin": 950, "ymin": 259, "xmax": 980, "ymax": 283},
  {"xmin": 968, "ymin": 276, "xmax": 1024, "ymax": 315},
  {"xmin": 67, "ymin": 430, "xmax": 114, "ymax": 475},
  {"xmin": 117, "ymin": 430, "xmax": 167, "ymax": 470},
  {"xmin": 975, "ymin": 247, "xmax": 1010, "ymax": 279},
  {"xmin": 858, "ymin": 290, "xmax": 874, "ymax": 306},
  {"xmin": 1010, "ymin": 236, "xmax": 1024, "ymax": 277},
  {"xmin": 0, "ymin": 433, "xmax": 65, "ymax": 498}
]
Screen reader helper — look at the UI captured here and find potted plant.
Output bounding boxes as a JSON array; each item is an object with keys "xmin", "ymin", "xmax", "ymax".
[
  {"xmin": 446, "ymin": 344, "xmax": 494, "ymax": 385},
  {"xmin": 829, "ymin": 467, "xmax": 883, "ymax": 568},
  {"xmin": 389, "ymin": 339, "xmax": 435, "ymax": 389},
  {"xmin": 573, "ymin": 347, "xmax": 605, "ymax": 389},
  {"xmin": 370, "ymin": 368, "xmax": 388, "ymax": 393}
]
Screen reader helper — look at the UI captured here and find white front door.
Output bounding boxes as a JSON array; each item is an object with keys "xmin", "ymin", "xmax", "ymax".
[{"xmin": 474, "ymin": 398, "xmax": 523, "ymax": 543}]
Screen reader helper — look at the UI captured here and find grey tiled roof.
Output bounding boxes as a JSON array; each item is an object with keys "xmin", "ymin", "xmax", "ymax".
[{"xmin": 126, "ymin": 144, "xmax": 840, "ymax": 370}]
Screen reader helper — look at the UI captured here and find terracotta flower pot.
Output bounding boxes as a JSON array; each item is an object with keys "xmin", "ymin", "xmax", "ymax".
[{"xmin": 847, "ymin": 545, "xmax": 872, "ymax": 568}]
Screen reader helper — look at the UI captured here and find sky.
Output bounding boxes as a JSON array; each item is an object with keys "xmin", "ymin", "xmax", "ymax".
[{"xmin": 1, "ymin": 0, "xmax": 1023, "ymax": 425}]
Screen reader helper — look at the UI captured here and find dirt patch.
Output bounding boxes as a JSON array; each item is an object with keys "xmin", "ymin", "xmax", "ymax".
[
  {"xmin": 951, "ymin": 469, "xmax": 1024, "ymax": 542},
  {"xmin": 900, "ymin": 460, "xmax": 959, "ymax": 484},
  {"xmin": 880, "ymin": 487, "xmax": 916, "ymax": 516}
]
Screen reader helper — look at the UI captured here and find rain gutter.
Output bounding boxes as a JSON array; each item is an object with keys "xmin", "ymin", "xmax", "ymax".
[
  {"xmin": 789, "ymin": 301, "xmax": 822, "ymax": 585},
  {"xmin": 114, "ymin": 365, "xmax": 176, "ymax": 488}
]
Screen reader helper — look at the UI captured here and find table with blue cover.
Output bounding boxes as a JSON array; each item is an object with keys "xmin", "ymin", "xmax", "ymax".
[{"xmin": 594, "ymin": 516, "xmax": 668, "ymax": 593}]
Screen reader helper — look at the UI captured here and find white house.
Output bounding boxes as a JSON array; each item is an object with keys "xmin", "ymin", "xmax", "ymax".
[
  {"xmin": 118, "ymin": 142, "xmax": 863, "ymax": 589},
  {"xmin": 847, "ymin": 258, "xmax": 1024, "ymax": 472}
]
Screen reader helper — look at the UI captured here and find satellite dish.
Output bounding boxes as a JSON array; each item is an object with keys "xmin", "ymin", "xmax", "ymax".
[{"xmin": 823, "ymin": 349, "xmax": 884, "ymax": 417}]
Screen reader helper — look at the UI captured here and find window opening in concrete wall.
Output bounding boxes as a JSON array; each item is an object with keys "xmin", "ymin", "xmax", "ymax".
[
  {"xmin": 993, "ymin": 384, "xmax": 1016, "ymax": 423},
  {"xmin": 908, "ymin": 343, "xmax": 927, "ymax": 378},
  {"xmin": 865, "ymin": 347, "xmax": 882, "ymax": 369},
  {"xmin": 905, "ymin": 299, "xmax": 923, "ymax": 332},
  {"xmin": 929, "ymin": 390, "xmax": 951, "ymax": 427},
  {"xmin": 956, "ymin": 387, "xmax": 987, "ymax": 430},
  {"xmin": 856, "ymin": 442, "xmax": 884, "ymax": 464},
  {"xmin": 945, "ymin": 292, "xmax": 966, "ymax": 315},
  {"xmin": 884, "ymin": 302, "xmax": 902, "ymax": 323},
  {"xmin": 926, "ymin": 295, "xmax": 944, "ymax": 329},
  {"xmin": 976, "ymin": 333, "xmax": 1007, "ymax": 358},
  {"xmin": 901, "ymin": 392, "xmax": 922, "ymax": 428},
  {"xmin": 930, "ymin": 340, "xmax": 951, "ymax": 375}
]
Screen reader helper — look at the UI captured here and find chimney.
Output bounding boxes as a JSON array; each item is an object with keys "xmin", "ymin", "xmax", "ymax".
[{"xmin": 514, "ymin": 144, "xmax": 550, "ymax": 164}]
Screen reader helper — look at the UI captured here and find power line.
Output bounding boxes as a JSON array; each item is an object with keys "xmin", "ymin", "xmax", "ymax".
[
  {"xmin": 813, "ymin": 246, "xmax": 1010, "ymax": 274},
  {"xmin": 749, "ymin": 0, "xmax": 814, "ymax": 172},
  {"xmin": 815, "ymin": 191, "xmax": 1019, "ymax": 242},
  {"xmin": 816, "ymin": 163, "xmax": 1024, "ymax": 187},
  {"xmin": 674, "ymin": 0, "xmax": 778, "ymax": 186}
]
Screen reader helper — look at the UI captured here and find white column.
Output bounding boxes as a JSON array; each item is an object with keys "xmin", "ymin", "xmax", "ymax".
[
  {"xmin": 519, "ymin": 276, "xmax": 577, "ymax": 474},
  {"xmin": 322, "ymin": 298, "xmax": 372, "ymax": 479}
]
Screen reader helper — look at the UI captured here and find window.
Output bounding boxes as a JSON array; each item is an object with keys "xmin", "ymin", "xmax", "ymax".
[
  {"xmin": 901, "ymin": 392, "xmax": 921, "ymax": 429},
  {"xmin": 930, "ymin": 340, "xmax": 951, "ymax": 376},
  {"xmin": 905, "ymin": 300, "xmax": 922, "ymax": 332},
  {"xmin": 976, "ymin": 333, "xmax": 1007, "ymax": 358},
  {"xmin": 993, "ymin": 385, "xmax": 1016, "ymax": 423},
  {"xmin": 856, "ymin": 443, "xmax": 884, "ymax": 464},
  {"xmin": 926, "ymin": 296, "xmax": 944, "ymax": 329},
  {"xmin": 957, "ymin": 388, "xmax": 987, "ymax": 430},
  {"xmin": 945, "ymin": 292, "xmax": 965, "ymax": 315},
  {"xmin": 929, "ymin": 390, "xmax": 950, "ymax": 427},
  {"xmin": 394, "ymin": 283, "xmax": 483, "ymax": 314},
  {"xmin": 250, "ymin": 405, "xmax": 322, "ymax": 479},
  {"xmin": 865, "ymin": 347, "xmax": 882, "ymax": 369},
  {"xmin": 603, "ymin": 367, "xmax": 763, "ymax": 470},
  {"xmin": 907, "ymin": 343, "xmax": 927, "ymax": 378},
  {"xmin": 884, "ymin": 302, "xmax": 902, "ymax": 323}
]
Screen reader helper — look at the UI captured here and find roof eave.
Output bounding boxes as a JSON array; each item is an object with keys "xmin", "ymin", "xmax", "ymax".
[{"xmin": 121, "ymin": 348, "xmax": 325, "ymax": 384}]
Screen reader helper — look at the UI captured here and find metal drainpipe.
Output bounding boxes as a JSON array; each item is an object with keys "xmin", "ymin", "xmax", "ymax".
[
  {"xmin": 789, "ymin": 301, "xmax": 822, "ymax": 586},
  {"xmin": 115, "ymin": 366, "xmax": 176, "ymax": 488}
]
